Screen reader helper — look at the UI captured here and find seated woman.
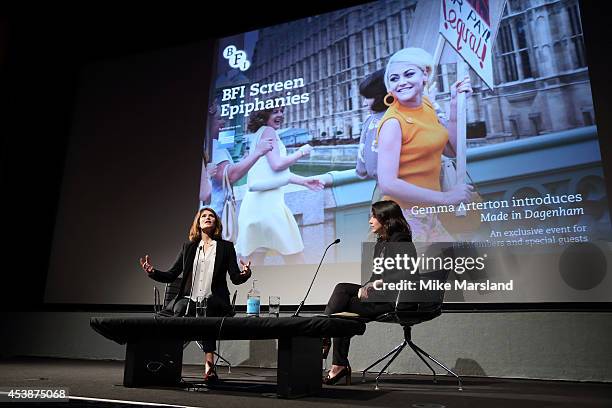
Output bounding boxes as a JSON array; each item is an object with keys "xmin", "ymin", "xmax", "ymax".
[
  {"xmin": 140, "ymin": 207, "xmax": 252, "ymax": 383},
  {"xmin": 323, "ymin": 200, "xmax": 416, "ymax": 385}
]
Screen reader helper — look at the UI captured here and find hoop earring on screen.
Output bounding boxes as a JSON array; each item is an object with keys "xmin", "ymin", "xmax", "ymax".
[{"xmin": 384, "ymin": 92, "xmax": 395, "ymax": 107}]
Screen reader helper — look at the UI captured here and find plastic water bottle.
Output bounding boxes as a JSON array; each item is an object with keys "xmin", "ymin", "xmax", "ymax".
[{"xmin": 246, "ymin": 279, "xmax": 260, "ymax": 317}]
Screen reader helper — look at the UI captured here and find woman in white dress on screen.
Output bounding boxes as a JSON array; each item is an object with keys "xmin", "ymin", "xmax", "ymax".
[{"xmin": 236, "ymin": 107, "xmax": 324, "ymax": 265}]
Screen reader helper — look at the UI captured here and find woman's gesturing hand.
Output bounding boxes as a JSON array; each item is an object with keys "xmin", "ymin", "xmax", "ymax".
[
  {"xmin": 139, "ymin": 255, "xmax": 154, "ymax": 274},
  {"xmin": 443, "ymin": 183, "xmax": 474, "ymax": 205},
  {"xmin": 239, "ymin": 259, "xmax": 252, "ymax": 278},
  {"xmin": 303, "ymin": 177, "xmax": 325, "ymax": 191},
  {"xmin": 358, "ymin": 281, "xmax": 379, "ymax": 300},
  {"xmin": 298, "ymin": 144, "xmax": 313, "ymax": 157},
  {"xmin": 255, "ymin": 136, "xmax": 274, "ymax": 157},
  {"xmin": 450, "ymin": 76, "xmax": 473, "ymax": 101}
]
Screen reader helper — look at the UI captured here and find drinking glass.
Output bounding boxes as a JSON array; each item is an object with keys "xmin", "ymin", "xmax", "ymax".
[
  {"xmin": 268, "ymin": 296, "xmax": 280, "ymax": 317},
  {"xmin": 196, "ymin": 296, "xmax": 207, "ymax": 317}
]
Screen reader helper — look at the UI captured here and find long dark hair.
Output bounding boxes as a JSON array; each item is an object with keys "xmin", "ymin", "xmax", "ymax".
[{"xmin": 371, "ymin": 200, "xmax": 411, "ymax": 241}]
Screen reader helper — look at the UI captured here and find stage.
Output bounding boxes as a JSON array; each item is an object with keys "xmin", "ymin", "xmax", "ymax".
[{"xmin": 0, "ymin": 357, "xmax": 610, "ymax": 407}]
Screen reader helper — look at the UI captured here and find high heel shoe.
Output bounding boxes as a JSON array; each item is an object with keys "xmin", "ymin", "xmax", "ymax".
[
  {"xmin": 203, "ymin": 366, "xmax": 219, "ymax": 383},
  {"xmin": 322, "ymin": 337, "xmax": 331, "ymax": 359},
  {"xmin": 323, "ymin": 366, "xmax": 351, "ymax": 385}
]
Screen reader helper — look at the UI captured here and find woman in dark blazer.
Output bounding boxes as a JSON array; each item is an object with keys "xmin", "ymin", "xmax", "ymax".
[
  {"xmin": 140, "ymin": 207, "xmax": 251, "ymax": 382},
  {"xmin": 322, "ymin": 200, "xmax": 417, "ymax": 385}
]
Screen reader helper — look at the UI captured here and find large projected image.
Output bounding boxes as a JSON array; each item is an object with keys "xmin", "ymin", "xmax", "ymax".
[{"xmin": 201, "ymin": 0, "xmax": 611, "ymax": 303}]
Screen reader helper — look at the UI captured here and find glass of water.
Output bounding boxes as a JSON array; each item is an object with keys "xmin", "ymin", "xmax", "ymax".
[
  {"xmin": 269, "ymin": 296, "xmax": 280, "ymax": 317},
  {"xmin": 196, "ymin": 296, "xmax": 207, "ymax": 317}
]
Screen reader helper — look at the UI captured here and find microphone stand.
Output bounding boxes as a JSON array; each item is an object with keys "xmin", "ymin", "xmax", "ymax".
[{"xmin": 293, "ymin": 239, "xmax": 340, "ymax": 317}]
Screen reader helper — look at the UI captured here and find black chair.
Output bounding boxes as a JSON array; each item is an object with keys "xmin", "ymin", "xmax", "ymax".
[
  {"xmin": 154, "ymin": 278, "xmax": 235, "ymax": 373},
  {"xmin": 361, "ymin": 269, "xmax": 463, "ymax": 391},
  {"xmin": 154, "ymin": 278, "xmax": 182, "ymax": 316}
]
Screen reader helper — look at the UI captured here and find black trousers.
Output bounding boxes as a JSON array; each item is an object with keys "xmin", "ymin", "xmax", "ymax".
[
  {"xmin": 324, "ymin": 283, "xmax": 393, "ymax": 366},
  {"xmin": 170, "ymin": 296, "xmax": 232, "ymax": 353}
]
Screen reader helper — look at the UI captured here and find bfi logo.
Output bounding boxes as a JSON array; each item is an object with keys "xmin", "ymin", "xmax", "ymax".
[{"xmin": 223, "ymin": 45, "xmax": 251, "ymax": 71}]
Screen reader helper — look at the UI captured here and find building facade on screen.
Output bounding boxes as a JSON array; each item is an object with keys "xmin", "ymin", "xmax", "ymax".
[{"xmin": 248, "ymin": 0, "xmax": 591, "ymax": 145}]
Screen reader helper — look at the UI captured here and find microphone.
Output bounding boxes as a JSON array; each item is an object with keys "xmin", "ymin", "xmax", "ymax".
[
  {"xmin": 293, "ymin": 238, "xmax": 341, "ymax": 317},
  {"xmin": 231, "ymin": 290, "xmax": 237, "ymax": 310}
]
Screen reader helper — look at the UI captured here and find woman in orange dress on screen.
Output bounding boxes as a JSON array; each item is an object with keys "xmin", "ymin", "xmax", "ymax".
[{"xmin": 376, "ymin": 47, "xmax": 474, "ymax": 242}]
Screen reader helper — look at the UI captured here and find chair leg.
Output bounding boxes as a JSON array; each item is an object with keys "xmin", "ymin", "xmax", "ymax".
[
  {"xmin": 408, "ymin": 343, "xmax": 438, "ymax": 383},
  {"xmin": 409, "ymin": 341, "xmax": 463, "ymax": 391},
  {"xmin": 373, "ymin": 341, "xmax": 408, "ymax": 390},
  {"xmin": 213, "ymin": 352, "xmax": 232, "ymax": 374},
  {"xmin": 361, "ymin": 340, "xmax": 407, "ymax": 383}
]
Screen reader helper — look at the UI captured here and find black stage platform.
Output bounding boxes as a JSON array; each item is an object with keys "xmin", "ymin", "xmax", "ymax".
[{"xmin": 0, "ymin": 357, "xmax": 611, "ymax": 408}]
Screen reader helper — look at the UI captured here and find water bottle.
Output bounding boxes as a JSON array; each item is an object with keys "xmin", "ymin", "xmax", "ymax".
[{"xmin": 246, "ymin": 279, "xmax": 261, "ymax": 317}]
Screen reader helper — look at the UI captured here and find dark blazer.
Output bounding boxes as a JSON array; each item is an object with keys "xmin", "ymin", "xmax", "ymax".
[
  {"xmin": 363, "ymin": 231, "xmax": 417, "ymax": 305},
  {"xmin": 367, "ymin": 231, "xmax": 417, "ymax": 284},
  {"xmin": 148, "ymin": 238, "xmax": 250, "ymax": 311}
]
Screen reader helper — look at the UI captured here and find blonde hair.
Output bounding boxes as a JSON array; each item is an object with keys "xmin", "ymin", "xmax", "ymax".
[{"xmin": 384, "ymin": 47, "xmax": 433, "ymax": 92}]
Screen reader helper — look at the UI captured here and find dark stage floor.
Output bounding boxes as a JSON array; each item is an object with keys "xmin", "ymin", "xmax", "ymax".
[{"xmin": 0, "ymin": 357, "xmax": 611, "ymax": 407}]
